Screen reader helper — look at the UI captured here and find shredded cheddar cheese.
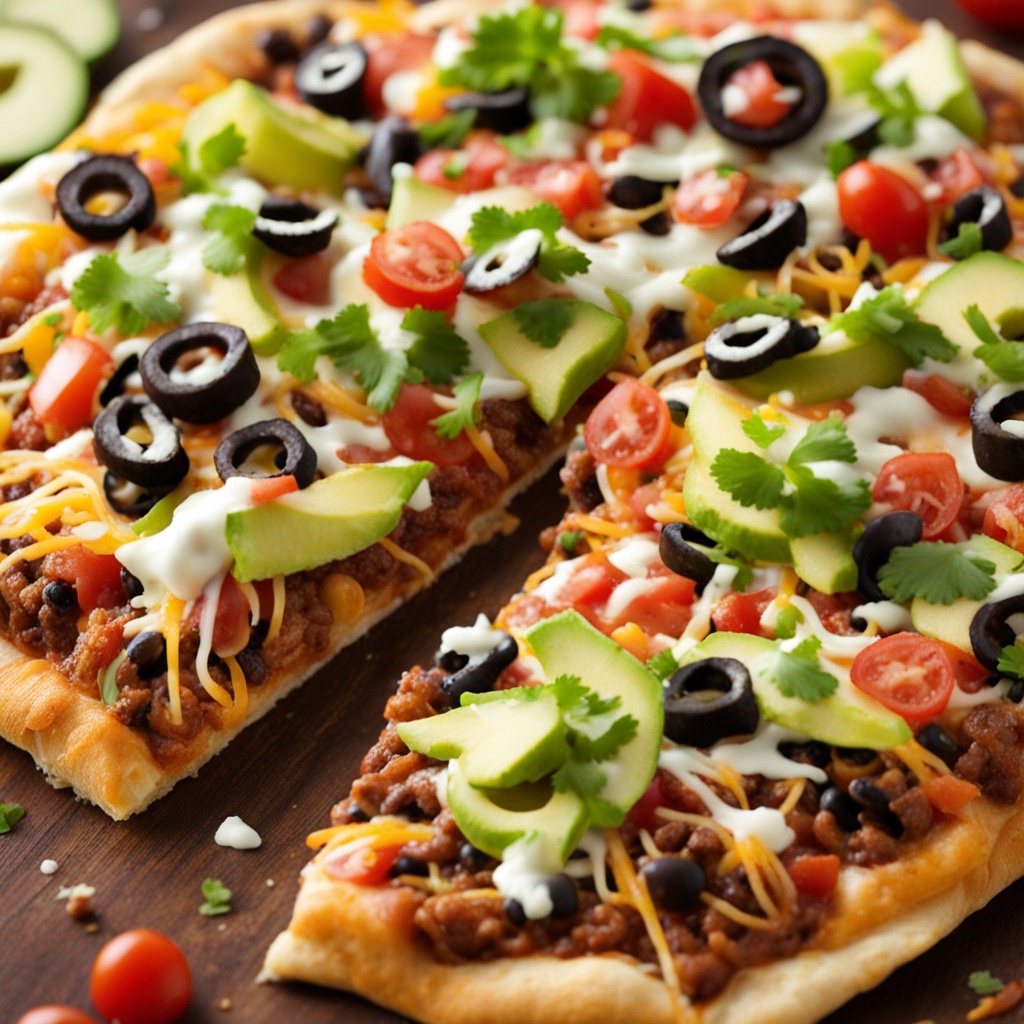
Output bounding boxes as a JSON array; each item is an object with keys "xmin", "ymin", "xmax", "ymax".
[
  {"xmin": 163, "ymin": 597, "xmax": 185, "ymax": 726},
  {"xmin": 465, "ymin": 424, "xmax": 510, "ymax": 482},
  {"xmin": 307, "ymin": 817, "xmax": 434, "ymax": 852},
  {"xmin": 379, "ymin": 536, "xmax": 435, "ymax": 580},
  {"xmin": 266, "ymin": 575, "xmax": 287, "ymax": 644}
]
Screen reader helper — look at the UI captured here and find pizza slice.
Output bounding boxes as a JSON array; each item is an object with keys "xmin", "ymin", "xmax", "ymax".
[{"xmin": 263, "ymin": 4, "xmax": 1024, "ymax": 1022}]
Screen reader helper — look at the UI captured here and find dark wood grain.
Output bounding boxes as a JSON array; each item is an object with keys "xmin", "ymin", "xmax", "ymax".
[{"xmin": 5, "ymin": 2, "xmax": 1024, "ymax": 1021}]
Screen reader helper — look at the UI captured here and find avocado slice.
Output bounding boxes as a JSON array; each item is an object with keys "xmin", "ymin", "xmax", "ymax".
[
  {"xmin": 524, "ymin": 610, "xmax": 663, "ymax": 817},
  {"xmin": 209, "ymin": 250, "xmax": 284, "ymax": 355},
  {"xmin": 910, "ymin": 535, "xmax": 1021, "ymax": 652},
  {"xmin": 386, "ymin": 175, "xmax": 457, "ymax": 231},
  {"xmin": 680, "ymin": 631, "xmax": 912, "ymax": 749},
  {"xmin": 397, "ymin": 691, "xmax": 567, "ymax": 790},
  {"xmin": 226, "ymin": 461, "xmax": 432, "ymax": 582},
  {"xmin": 682, "ymin": 264, "xmax": 758, "ymax": 305},
  {"xmin": 182, "ymin": 80, "xmax": 366, "ymax": 193},
  {"xmin": 873, "ymin": 20, "xmax": 985, "ymax": 140},
  {"xmin": 446, "ymin": 762, "xmax": 587, "ymax": 862},
  {"xmin": 478, "ymin": 299, "xmax": 626, "ymax": 423}
]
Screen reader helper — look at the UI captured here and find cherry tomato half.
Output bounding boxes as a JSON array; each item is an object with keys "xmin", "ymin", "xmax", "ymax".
[
  {"xmin": 47, "ymin": 547, "xmax": 125, "ymax": 612},
  {"xmin": 710, "ymin": 588, "xmax": 775, "ymax": 636},
  {"xmin": 324, "ymin": 840, "xmax": 403, "ymax": 885},
  {"xmin": 984, "ymin": 484, "xmax": 1024, "ymax": 551},
  {"xmin": 187, "ymin": 574, "xmax": 251, "ymax": 657},
  {"xmin": 671, "ymin": 169, "xmax": 748, "ymax": 229},
  {"xmin": 584, "ymin": 379, "xmax": 673, "ymax": 470},
  {"xmin": 90, "ymin": 929, "xmax": 192, "ymax": 1024},
  {"xmin": 29, "ymin": 337, "xmax": 113, "ymax": 434},
  {"xmin": 382, "ymin": 383, "xmax": 478, "ymax": 466},
  {"xmin": 872, "ymin": 452, "xmax": 964, "ymax": 540},
  {"xmin": 363, "ymin": 222, "xmax": 464, "ymax": 310},
  {"xmin": 604, "ymin": 51, "xmax": 697, "ymax": 142},
  {"xmin": 414, "ymin": 136, "xmax": 509, "ymax": 195},
  {"xmin": 837, "ymin": 161, "xmax": 928, "ymax": 264},
  {"xmin": 850, "ymin": 633, "xmax": 955, "ymax": 725},
  {"xmin": 16, "ymin": 1008, "xmax": 101, "ymax": 1024},
  {"xmin": 954, "ymin": 0, "xmax": 1024, "ymax": 31},
  {"xmin": 507, "ymin": 161, "xmax": 604, "ymax": 220},
  {"xmin": 930, "ymin": 147, "xmax": 986, "ymax": 205},
  {"xmin": 273, "ymin": 253, "xmax": 334, "ymax": 305},
  {"xmin": 363, "ymin": 34, "xmax": 435, "ymax": 115},
  {"xmin": 902, "ymin": 370, "xmax": 975, "ymax": 420},
  {"xmin": 724, "ymin": 60, "xmax": 792, "ymax": 130}
]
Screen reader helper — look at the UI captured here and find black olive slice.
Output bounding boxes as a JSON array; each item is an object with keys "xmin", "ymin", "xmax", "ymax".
[
  {"xmin": 640, "ymin": 211, "xmax": 672, "ymax": 237},
  {"xmin": 666, "ymin": 399, "xmax": 688, "ymax": 426},
  {"xmin": 253, "ymin": 197, "xmax": 338, "ymax": 258},
  {"xmin": 697, "ymin": 36, "xmax": 828, "ymax": 148},
  {"xmin": 717, "ymin": 200, "xmax": 808, "ymax": 270},
  {"xmin": 445, "ymin": 87, "xmax": 532, "ymax": 134},
  {"xmin": 462, "ymin": 230, "xmax": 542, "ymax": 294},
  {"xmin": 663, "ymin": 657, "xmax": 759, "ymax": 747},
  {"xmin": 306, "ymin": 14, "xmax": 333, "ymax": 47},
  {"xmin": 971, "ymin": 595, "xmax": 1024, "ymax": 671},
  {"xmin": 852, "ymin": 510, "xmax": 924, "ymax": 602},
  {"xmin": 99, "ymin": 352, "xmax": 140, "ymax": 407},
  {"xmin": 364, "ymin": 116, "xmax": 423, "ymax": 206},
  {"xmin": 442, "ymin": 634, "xmax": 519, "ymax": 702},
  {"xmin": 295, "ymin": 41, "xmax": 368, "ymax": 119},
  {"xmin": 140, "ymin": 322, "xmax": 260, "ymax": 425},
  {"xmin": 55, "ymin": 155, "xmax": 156, "ymax": 242},
  {"xmin": 609, "ymin": 176, "xmax": 669, "ymax": 210},
  {"xmin": 214, "ymin": 418, "xmax": 317, "ymax": 489},
  {"xmin": 704, "ymin": 314, "xmax": 819, "ymax": 379},
  {"xmin": 257, "ymin": 27, "xmax": 301, "ymax": 65},
  {"xmin": 945, "ymin": 185, "xmax": 1013, "ymax": 256},
  {"xmin": 93, "ymin": 395, "xmax": 190, "ymax": 490},
  {"xmin": 659, "ymin": 522, "xmax": 717, "ymax": 595},
  {"xmin": 971, "ymin": 387, "xmax": 1024, "ymax": 481},
  {"xmin": 102, "ymin": 471, "xmax": 173, "ymax": 517}
]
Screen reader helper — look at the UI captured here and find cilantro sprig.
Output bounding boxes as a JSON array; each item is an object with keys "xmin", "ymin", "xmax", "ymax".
[
  {"xmin": 177, "ymin": 124, "xmax": 246, "ymax": 195},
  {"xmin": 595, "ymin": 25, "xmax": 701, "ymax": 63},
  {"xmin": 997, "ymin": 644, "xmax": 1024, "ymax": 680},
  {"xmin": 0, "ymin": 802, "xmax": 25, "ymax": 834},
  {"xmin": 938, "ymin": 221, "xmax": 984, "ymax": 261},
  {"xmin": 431, "ymin": 374, "xmax": 482, "ymax": 440},
  {"xmin": 968, "ymin": 971, "xmax": 1005, "ymax": 996},
  {"xmin": 711, "ymin": 415, "xmax": 871, "ymax": 537},
  {"xmin": 418, "ymin": 110, "xmax": 476, "ymax": 149},
  {"xmin": 966, "ymin": 304, "xmax": 1024, "ymax": 381},
  {"xmin": 199, "ymin": 878, "xmax": 233, "ymax": 917},
  {"xmin": 202, "ymin": 204, "xmax": 259, "ymax": 275},
  {"xmin": 438, "ymin": 7, "xmax": 621, "ymax": 124},
  {"xmin": 647, "ymin": 648, "xmax": 679, "ymax": 682},
  {"xmin": 770, "ymin": 637, "xmax": 838, "ymax": 703},
  {"xmin": 513, "ymin": 298, "xmax": 574, "ymax": 348},
  {"xmin": 865, "ymin": 81, "xmax": 922, "ymax": 148},
  {"xmin": 467, "ymin": 203, "xmax": 590, "ymax": 283},
  {"xmin": 826, "ymin": 284, "xmax": 956, "ymax": 365},
  {"xmin": 71, "ymin": 248, "xmax": 182, "ymax": 336},
  {"xmin": 711, "ymin": 291, "xmax": 805, "ymax": 325},
  {"xmin": 877, "ymin": 542, "xmax": 997, "ymax": 605}
]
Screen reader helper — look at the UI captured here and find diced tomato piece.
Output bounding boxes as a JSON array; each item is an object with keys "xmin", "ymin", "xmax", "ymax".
[
  {"xmin": 29, "ymin": 337, "xmax": 112, "ymax": 434},
  {"xmin": 336, "ymin": 443, "xmax": 394, "ymax": 464},
  {"xmin": 604, "ymin": 571, "xmax": 696, "ymax": 636},
  {"xmin": 47, "ymin": 547, "xmax": 124, "ymax": 613},
  {"xmin": 187, "ymin": 574, "xmax": 252, "ymax": 657},
  {"xmin": 585, "ymin": 379, "xmax": 673, "ymax": 471},
  {"xmin": 711, "ymin": 588, "xmax": 775, "ymax": 636},
  {"xmin": 627, "ymin": 770, "xmax": 673, "ymax": 832},
  {"xmin": 363, "ymin": 34, "xmax": 436, "ymax": 115},
  {"xmin": 382, "ymin": 383, "xmax": 478, "ymax": 466},
  {"xmin": 137, "ymin": 157, "xmax": 172, "ymax": 190},
  {"xmin": 837, "ymin": 161, "xmax": 929, "ymax": 263},
  {"xmin": 324, "ymin": 840, "xmax": 403, "ymax": 885},
  {"xmin": 930, "ymin": 147, "xmax": 986, "ymax": 205},
  {"xmin": 922, "ymin": 774, "xmax": 980, "ymax": 814},
  {"xmin": 850, "ymin": 633, "xmax": 955, "ymax": 726},
  {"xmin": 805, "ymin": 591, "xmax": 863, "ymax": 636},
  {"xmin": 872, "ymin": 452, "xmax": 964, "ymax": 540},
  {"xmin": 506, "ymin": 160, "xmax": 603, "ymax": 219},
  {"xmin": 559, "ymin": 556, "xmax": 629, "ymax": 610},
  {"xmin": 671, "ymin": 169, "xmax": 748, "ymax": 229},
  {"xmin": 604, "ymin": 51, "xmax": 697, "ymax": 142},
  {"xmin": 984, "ymin": 484, "xmax": 1024, "ymax": 552},
  {"xmin": 787, "ymin": 398, "xmax": 854, "ymax": 421},
  {"xmin": 629, "ymin": 481, "xmax": 663, "ymax": 532},
  {"xmin": 937, "ymin": 640, "xmax": 990, "ymax": 694},
  {"xmin": 724, "ymin": 60, "xmax": 793, "ymax": 130},
  {"xmin": 273, "ymin": 254, "xmax": 334, "ymax": 305},
  {"xmin": 901, "ymin": 370, "xmax": 975, "ymax": 420},
  {"xmin": 414, "ymin": 136, "xmax": 509, "ymax": 195},
  {"xmin": 249, "ymin": 475, "xmax": 298, "ymax": 505},
  {"xmin": 363, "ymin": 222, "xmax": 464, "ymax": 310},
  {"xmin": 787, "ymin": 854, "xmax": 840, "ymax": 900}
]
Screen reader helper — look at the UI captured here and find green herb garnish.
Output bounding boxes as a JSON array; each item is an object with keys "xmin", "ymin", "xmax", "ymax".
[
  {"xmin": 0, "ymin": 802, "xmax": 25, "ymax": 834},
  {"xmin": 968, "ymin": 971, "xmax": 1005, "ymax": 996},
  {"xmin": 177, "ymin": 124, "xmax": 247, "ymax": 195},
  {"xmin": 771, "ymin": 637, "xmax": 838, "ymax": 702},
  {"xmin": 431, "ymin": 374, "xmax": 483, "ymax": 440},
  {"xmin": 202, "ymin": 204, "xmax": 259, "ymax": 275},
  {"xmin": 199, "ymin": 878, "xmax": 233, "ymax": 917},
  {"xmin": 878, "ymin": 542, "xmax": 997, "ymax": 605}
]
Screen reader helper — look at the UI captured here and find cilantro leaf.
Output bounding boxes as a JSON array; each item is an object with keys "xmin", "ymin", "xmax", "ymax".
[
  {"xmin": 938, "ymin": 221, "xmax": 984, "ymax": 261},
  {"xmin": 199, "ymin": 877, "xmax": 233, "ymax": 917},
  {"xmin": 513, "ymin": 298, "xmax": 574, "ymax": 349},
  {"xmin": 878, "ymin": 542, "xmax": 997, "ymax": 605},
  {"xmin": 703, "ymin": 546, "xmax": 754, "ymax": 592},
  {"xmin": 771, "ymin": 637, "xmax": 838, "ymax": 703},
  {"xmin": 571, "ymin": 713, "xmax": 638, "ymax": 763},
  {"xmin": 741, "ymin": 410, "xmax": 785, "ymax": 449},
  {"xmin": 780, "ymin": 467, "xmax": 871, "ymax": 537},
  {"xmin": 827, "ymin": 284, "xmax": 956, "ymax": 365},
  {"xmin": 997, "ymin": 644, "xmax": 1024, "ymax": 679},
  {"xmin": 403, "ymin": 308, "xmax": 470, "ymax": 384},
  {"xmin": 178, "ymin": 124, "xmax": 247, "ymax": 195},
  {"xmin": 431, "ymin": 374, "xmax": 482, "ymax": 439},
  {"xmin": 202, "ymin": 204, "xmax": 258, "ymax": 275},
  {"xmin": 0, "ymin": 802, "xmax": 25, "ymax": 834},
  {"xmin": 966, "ymin": 304, "xmax": 1024, "ymax": 381},
  {"xmin": 710, "ymin": 449, "xmax": 786, "ymax": 509},
  {"xmin": 71, "ymin": 248, "xmax": 182, "ymax": 336},
  {"xmin": 551, "ymin": 673, "xmax": 620, "ymax": 721},
  {"xmin": 417, "ymin": 109, "xmax": 476, "ymax": 149},
  {"xmin": 825, "ymin": 139, "xmax": 858, "ymax": 179},
  {"xmin": 647, "ymin": 648, "xmax": 679, "ymax": 682},
  {"xmin": 595, "ymin": 24, "xmax": 701, "ymax": 63},
  {"xmin": 439, "ymin": 6, "xmax": 621, "ymax": 123},
  {"xmin": 968, "ymin": 971, "xmax": 1005, "ymax": 996},
  {"xmin": 788, "ymin": 416, "xmax": 858, "ymax": 465},
  {"xmin": 711, "ymin": 292, "xmax": 805, "ymax": 325},
  {"xmin": 966, "ymin": 304, "xmax": 1006, "ymax": 347},
  {"xmin": 866, "ymin": 81, "xmax": 922, "ymax": 148}
]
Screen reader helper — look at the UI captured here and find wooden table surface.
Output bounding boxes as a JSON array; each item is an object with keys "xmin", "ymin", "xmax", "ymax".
[{"xmin": 5, "ymin": 2, "xmax": 1024, "ymax": 1021}]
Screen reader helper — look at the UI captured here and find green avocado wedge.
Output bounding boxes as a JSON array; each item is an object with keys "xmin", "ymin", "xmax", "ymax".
[
  {"xmin": 226, "ymin": 461, "xmax": 432, "ymax": 582},
  {"xmin": 209, "ymin": 250, "xmax": 284, "ymax": 355}
]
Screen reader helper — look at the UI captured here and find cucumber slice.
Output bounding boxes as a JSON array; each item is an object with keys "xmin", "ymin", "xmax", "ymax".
[
  {"xmin": 2, "ymin": 0, "xmax": 119, "ymax": 63},
  {"xmin": 0, "ymin": 23, "xmax": 88, "ymax": 166}
]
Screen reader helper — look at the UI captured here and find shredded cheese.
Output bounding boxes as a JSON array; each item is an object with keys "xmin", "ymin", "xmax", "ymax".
[
  {"xmin": 778, "ymin": 778, "xmax": 807, "ymax": 816},
  {"xmin": 700, "ymin": 891, "xmax": 774, "ymax": 931},
  {"xmin": 163, "ymin": 597, "xmax": 185, "ymax": 726},
  {"xmin": 266, "ymin": 574, "xmax": 287, "ymax": 643},
  {"xmin": 379, "ymin": 536, "xmax": 434, "ymax": 580},
  {"xmin": 223, "ymin": 654, "xmax": 249, "ymax": 726},
  {"xmin": 892, "ymin": 740, "xmax": 951, "ymax": 782},
  {"xmin": 465, "ymin": 424, "xmax": 509, "ymax": 482},
  {"xmin": 562, "ymin": 514, "xmax": 632, "ymax": 539},
  {"xmin": 307, "ymin": 817, "xmax": 434, "ymax": 852}
]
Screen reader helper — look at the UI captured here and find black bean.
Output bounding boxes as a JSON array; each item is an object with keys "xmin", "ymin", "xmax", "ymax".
[
  {"xmin": 834, "ymin": 746, "xmax": 876, "ymax": 765},
  {"xmin": 42, "ymin": 580, "xmax": 75, "ymax": 610},
  {"xmin": 848, "ymin": 776, "xmax": 891, "ymax": 810},
  {"xmin": 390, "ymin": 855, "xmax": 430, "ymax": 878},
  {"xmin": 779, "ymin": 740, "xmax": 830, "ymax": 768},
  {"xmin": 306, "ymin": 14, "xmax": 333, "ymax": 47},
  {"xmin": 505, "ymin": 898, "xmax": 527, "ymax": 927},
  {"xmin": 915, "ymin": 724, "xmax": 960, "ymax": 767},
  {"xmin": 126, "ymin": 631, "xmax": 167, "ymax": 679},
  {"xmin": 640, "ymin": 211, "xmax": 672, "ymax": 236},
  {"xmin": 290, "ymin": 389, "xmax": 327, "ymax": 428},
  {"xmin": 258, "ymin": 28, "xmax": 301, "ymax": 65},
  {"xmin": 648, "ymin": 308, "xmax": 685, "ymax": 346},
  {"xmin": 546, "ymin": 874, "xmax": 579, "ymax": 918},
  {"xmin": 235, "ymin": 648, "xmax": 268, "ymax": 688},
  {"xmin": 639, "ymin": 857, "xmax": 706, "ymax": 911},
  {"xmin": 459, "ymin": 842, "xmax": 490, "ymax": 873},
  {"xmin": 609, "ymin": 176, "xmax": 666, "ymax": 210},
  {"xmin": 120, "ymin": 568, "xmax": 144, "ymax": 601},
  {"xmin": 820, "ymin": 787, "xmax": 859, "ymax": 832}
]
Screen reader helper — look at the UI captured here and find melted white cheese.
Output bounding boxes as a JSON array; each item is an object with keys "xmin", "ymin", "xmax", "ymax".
[
  {"xmin": 439, "ymin": 612, "xmax": 506, "ymax": 664},
  {"xmin": 607, "ymin": 535, "xmax": 661, "ymax": 578},
  {"xmin": 492, "ymin": 834, "xmax": 560, "ymax": 920}
]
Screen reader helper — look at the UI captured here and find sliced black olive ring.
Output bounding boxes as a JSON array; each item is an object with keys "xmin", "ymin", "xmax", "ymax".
[
  {"xmin": 704, "ymin": 314, "xmax": 819, "ymax": 379},
  {"xmin": 462, "ymin": 229, "xmax": 543, "ymax": 294},
  {"xmin": 717, "ymin": 199, "xmax": 808, "ymax": 270},
  {"xmin": 253, "ymin": 196, "xmax": 338, "ymax": 258},
  {"xmin": 295, "ymin": 41, "xmax": 369, "ymax": 119},
  {"xmin": 663, "ymin": 657, "xmax": 759, "ymax": 747},
  {"xmin": 852, "ymin": 510, "xmax": 924, "ymax": 603},
  {"xmin": 445, "ymin": 87, "xmax": 532, "ymax": 134},
  {"xmin": 659, "ymin": 521, "xmax": 717, "ymax": 595},
  {"xmin": 102, "ymin": 471, "xmax": 173, "ymax": 518},
  {"xmin": 55, "ymin": 155, "xmax": 156, "ymax": 242},
  {"xmin": 697, "ymin": 36, "xmax": 829, "ymax": 148},
  {"xmin": 214, "ymin": 418, "xmax": 317, "ymax": 489},
  {"xmin": 945, "ymin": 185, "xmax": 1013, "ymax": 256},
  {"xmin": 140, "ymin": 322, "xmax": 260, "ymax": 425},
  {"xmin": 970, "ymin": 594, "xmax": 1024, "ymax": 671},
  {"xmin": 363, "ymin": 116, "xmax": 423, "ymax": 205},
  {"xmin": 441, "ymin": 633, "xmax": 519, "ymax": 702},
  {"xmin": 98, "ymin": 352, "xmax": 140, "ymax": 408},
  {"xmin": 970, "ymin": 386, "xmax": 1024, "ymax": 481},
  {"xmin": 609, "ymin": 176, "xmax": 673, "ymax": 211},
  {"xmin": 93, "ymin": 395, "xmax": 190, "ymax": 490}
]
